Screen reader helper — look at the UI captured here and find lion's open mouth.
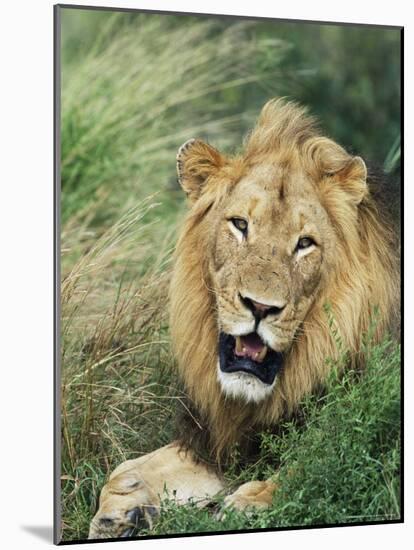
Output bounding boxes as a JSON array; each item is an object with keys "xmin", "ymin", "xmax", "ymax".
[{"xmin": 218, "ymin": 332, "xmax": 283, "ymax": 385}]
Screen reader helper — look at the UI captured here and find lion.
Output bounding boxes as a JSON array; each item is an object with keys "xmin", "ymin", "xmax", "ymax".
[{"xmin": 89, "ymin": 98, "xmax": 399, "ymax": 539}]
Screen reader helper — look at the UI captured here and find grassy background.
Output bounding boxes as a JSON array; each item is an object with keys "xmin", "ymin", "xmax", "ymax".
[{"xmin": 59, "ymin": 7, "xmax": 401, "ymax": 542}]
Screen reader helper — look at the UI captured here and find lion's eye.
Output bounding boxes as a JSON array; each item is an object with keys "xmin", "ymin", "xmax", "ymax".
[
  {"xmin": 296, "ymin": 237, "xmax": 315, "ymax": 251},
  {"xmin": 230, "ymin": 218, "xmax": 248, "ymax": 234}
]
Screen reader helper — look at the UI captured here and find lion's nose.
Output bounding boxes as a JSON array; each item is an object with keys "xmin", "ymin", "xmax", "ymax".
[{"xmin": 239, "ymin": 293, "xmax": 286, "ymax": 319}]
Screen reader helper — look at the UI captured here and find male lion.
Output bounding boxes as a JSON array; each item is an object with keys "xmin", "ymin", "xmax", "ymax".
[{"xmin": 89, "ymin": 99, "xmax": 399, "ymax": 539}]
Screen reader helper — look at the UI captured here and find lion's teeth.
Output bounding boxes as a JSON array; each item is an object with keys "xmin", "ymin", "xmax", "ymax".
[
  {"xmin": 235, "ymin": 336, "xmax": 243, "ymax": 355},
  {"xmin": 235, "ymin": 336, "xmax": 268, "ymax": 362},
  {"xmin": 257, "ymin": 346, "xmax": 268, "ymax": 363}
]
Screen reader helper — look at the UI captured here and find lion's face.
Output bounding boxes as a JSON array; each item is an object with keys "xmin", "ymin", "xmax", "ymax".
[
  {"xmin": 170, "ymin": 99, "xmax": 396, "ymax": 458},
  {"xmin": 208, "ymin": 162, "xmax": 336, "ymax": 402},
  {"xmin": 174, "ymin": 101, "xmax": 368, "ymax": 404}
]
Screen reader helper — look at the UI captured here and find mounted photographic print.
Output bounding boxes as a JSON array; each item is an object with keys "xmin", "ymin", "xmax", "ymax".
[{"xmin": 54, "ymin": 4, "xmax": 403, "ymax": 544}]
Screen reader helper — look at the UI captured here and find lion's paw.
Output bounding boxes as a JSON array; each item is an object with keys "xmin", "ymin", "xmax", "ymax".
[
  {"xmin": 88, "ymin": 470, "xmax": 159, "ymax": 539},
  {"xmin": 89, "ymin": 504, "xmax": 158, "ymax": 539},
  {"xmin": 218, "ymin": 480, "xmax": 276, "ymax": 519}
]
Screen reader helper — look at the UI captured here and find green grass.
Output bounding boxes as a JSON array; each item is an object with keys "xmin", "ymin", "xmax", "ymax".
[
  {"xmin": 60, "ymin": 11, "xmax": 288, "ymax": 231},
  {"xmin": 144, "ymin": 337, "xmax": 400, "ymax": 536},
  {"xmin": 59, "ymin": 9, "xmax": 401, "ymax": 542}
]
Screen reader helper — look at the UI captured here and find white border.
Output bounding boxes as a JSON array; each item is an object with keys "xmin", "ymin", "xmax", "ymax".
[{"xmin": 1, "ymin": 1, "xmax": 411, "ymax": 548}]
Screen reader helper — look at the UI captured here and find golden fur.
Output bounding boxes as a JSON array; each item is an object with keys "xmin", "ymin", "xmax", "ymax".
[{"xmin": 170, "ymin": 98, "xmax": 399, "ymax": 461}]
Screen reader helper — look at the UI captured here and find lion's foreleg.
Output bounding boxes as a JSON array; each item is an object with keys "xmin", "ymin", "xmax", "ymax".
[{"xmin": 88, "ymin": 442, "xmax": 224, "ymax": 539}]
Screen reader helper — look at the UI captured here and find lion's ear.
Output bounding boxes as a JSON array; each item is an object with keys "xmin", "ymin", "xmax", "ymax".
[
  {"xmin": 312, "ymin": 139, "xmax": 368, "ymax": 205},
  {"xmin": 176, "ymin": 139, "xmax": 225, "ymax": 203},
  {"xmin": 327, "ymin": 156, "xmax": 368, "ymax": 205},
  {"xmin": 337, "ymin": 157, "xmax": 368, "ymax": 205}
]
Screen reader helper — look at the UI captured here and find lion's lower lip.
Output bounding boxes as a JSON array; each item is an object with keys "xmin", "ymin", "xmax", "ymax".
[{"xmin": 218, "ymin": 332, "xmax": 283, "ymax": 385}]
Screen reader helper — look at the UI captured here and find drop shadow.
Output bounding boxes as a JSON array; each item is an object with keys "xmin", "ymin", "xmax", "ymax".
[{"xmin": 21, "ymin": 525, "xmax": 53, "ymax": 543}]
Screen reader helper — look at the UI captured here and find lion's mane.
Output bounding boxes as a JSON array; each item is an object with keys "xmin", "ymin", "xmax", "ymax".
[{"xmin": 170, "ymin": 99, "xmax": 399, "ymax": 464}]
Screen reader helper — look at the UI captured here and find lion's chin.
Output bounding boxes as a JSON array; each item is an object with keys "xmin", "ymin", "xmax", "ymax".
[{"xmin": 217, "ymin": 363, "xmax": 278, "ymax": 403}]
